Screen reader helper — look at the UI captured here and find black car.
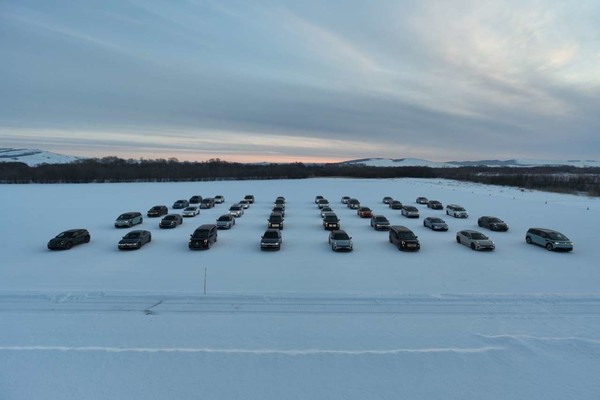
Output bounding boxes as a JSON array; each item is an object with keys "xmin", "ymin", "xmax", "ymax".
[
  {"xmin": 268, "ymin": 213, "xmax": 285, "ymax": 229},
  {"xmin": 189, "ymin": 224, "xmax": 218, "ymax": 250},
  {"xmin": 274, "ymin": 197, "xmax": 286, "ymax": 207},
  {"xmin": 200, "ymin": 198, "xmax": 215, "ymax": 209},
  {"xmin": 347, "ymin": 198, "xmax": 360, "ymax": 209},
  {"xmin": 370, "ymin": 215, "xmax": 390, "ymax": 230},
  {"xmin": 427, "ymin": 200, "xmax": 443, "ymax": 210},
  {"xmin": 189, "ymin": 195, "xmax": 203, "ymax": 204},
  {"xmin": 272, "ymin": 205, "xmax": 285, "ymax": 217},
  {"xmin": 382, "ymin": 197, "xmax": 393, "ymax": 204},
  {"xmin": 147, "ymin": 205, "xmax": 168, "ymax": 218},
  {"xmin": 118, "ymin": 230, "xmax": 151, "ymax": 250},
  {"xmin": 260, "ymin": 229, "xmax": 282, "ymax": 251},
  {"xmin": 323, "ymin": 213, "xmax": 340, "ymax": 230},
  {"xmin": 317, "ymin": 198, "xmax": 330, "ymax": 209},
  {"xmin": 244, "ymin": 194, "xmax": 255, "ymax": 204},
  {"xmin": 389, "ymin": 200, "xmax": 403, "ymax": 209},
  {"xmin": 389, "ymin": 226, "xmax": 420, "ymax": 251},
  {"xmin": 48, "ymin": 229, "xmax": 90, "ymax": 250},
  {"xmin": 478, "ymin": 216, "xmax": 509, "ymax": 231},
  {"xmin": 159, "ymin": 214, "xmax": 183, "ymax": 229}
]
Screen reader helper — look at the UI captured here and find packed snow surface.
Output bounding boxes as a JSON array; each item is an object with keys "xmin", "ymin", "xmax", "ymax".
[{"xmin": 1, "ymin": 178, "xmax": 599, "ymax": 399}]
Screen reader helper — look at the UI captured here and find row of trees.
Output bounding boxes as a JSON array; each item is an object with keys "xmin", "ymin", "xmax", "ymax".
[{"xmin": 0, "ymin": 157, "xmax": 598, "ymax": 196}]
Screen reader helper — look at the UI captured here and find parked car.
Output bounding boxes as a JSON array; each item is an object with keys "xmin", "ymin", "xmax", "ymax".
[
  {"xmin": 115, "ymin": 212, "xmax": 143, "ymax": 228},
  {"xmin": 274, "ymin": 197, "xmax": 285, "ymax": 207},
  {"xmin": 317, "ymin": 198, "xmax": 330, "ymax": 209},
  {"xmin": 389, "ymin": 200, "xmax": 403, "ymax": 209},
  {"xmin": 214, "ymin": 195, "xmax": 225, "ymax": 204},
  {"xmin": 320, "ymin": 206, "xmax": 333, "ymax": 217},
  {"xmin": 401, "ymin": 205, "xmax": 420, "ymax": 218},
  {"xmin": 238, "ymin": 200, "xmax": 250, "ymax": 209},
  {"xmin": 47, "ymin": 229, "xmax": 90, "ymax": 250},
  {"xmin": 200, "ymin": 198, "xmax": 215, "ymax": 209},
  {"xmin": 446, "ymin": 204, "xmax": 468, "ymax": 218},
  {"xmin": 188, "ymin": 224, "xmax": 218, "ymax": 250},
  {"xmin": 323, "ymin": 213, "xmax": 341, "ymax": 230},
  {"xmin": 314, "ymin": 195, "xmax": 324, "ymax": 204},
  {"xmin": 216, "ymin": 214, "xmax": 236, "ymax": 229},
  {"xmin": 423, "ymin": 217, "xmax": 448, "ymax": 231},
  {"xmin": 427, "ymin": 200, "xmax": 443, "ymax": 210},
  {"xmin": 416, "ymin": 197, "xmax": 429, "ymax": 204},
  {"xmin": 268, "ymin": 213, "xmax": 285, "ymax": 229},
  {"xmin": 389, "ymin": 226, "xmax": 420, "ymax": 251},
  {"xmin": 272, "ymin": 205, "xmax": 285, "ymax": 217},
  {"xmin": 173, "ymin": 199, "xmax": 189, "ymax": 209},
  {"xmin": 478, "ymin": 216, "xmax": 509, "ymax": 231},
  {"xmin": 118, "ymin": 230, "xmax": 151, "ymax": 250},
  {"xmin": 357, "ymin": 207, "xmax": 373, "ymax": 218},
  {"xmin": 228, "ymin": 204, "xmax": 244, "ymax": 217},
  {"xmin": 341, "ymin": 196, "xmax": 350, "ymax": 204},
  {"xmin": 189, "ymin": 196, "xmax": 202, "ymax": 204},
  {"xmin": 243, "ymin": 194, "xmax": 255, "ymax": 204},
  {"xmin": 525, "ymin": 228, "xmax": 573, "ymax": 251},
  {"xmin": 260, "ymin": 229, "xmax": 282, "ymax": 251},
  {"xmin": 382, "ymin": 196, "xmax": 393, "ymax": 204},
  {"xmin": 182, "ymin": 206, "xmax": 200, "ymax": 217},
  {"xmin": 147, "ymin": 205, "xmax": 168, "ymax": 218},
  {"xmin": 159, "ymin": 214, "xmax": 183, "ymax": 229},
  {"xmin": 347, "ymin": 198, "xmax": 360, "ymax": 209},
  {"xmin": 370, "ymin": 215, "xmax": 390, "ymax": 230},
  {"xmin": 329, "ymin": 230, "xmax": 353, "ymax": 252},
  {"xmin": 456, "ymin": 230, "xmax": 495, "ymax": 251}
]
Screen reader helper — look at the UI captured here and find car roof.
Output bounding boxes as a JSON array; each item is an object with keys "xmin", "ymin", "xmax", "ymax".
[
  {"xmin": 530, "ymin": 227, "xmax": 559, "ymax": 233},
  {"xmin": 196, "ymin": 224, "xmax": 216, "ymax": 230},
  {"xmin": 390, "ymin": 225, "xmax": 412, "ymax": 232}
]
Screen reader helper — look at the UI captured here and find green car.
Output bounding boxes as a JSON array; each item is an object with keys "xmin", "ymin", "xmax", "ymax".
[
  {"xmin": 525, "ymin": 228, "xmax": 573, "ymax": 251},
  {"xmin": 115, "ymin": 212, "xmax": 143, "ymax": 228}
]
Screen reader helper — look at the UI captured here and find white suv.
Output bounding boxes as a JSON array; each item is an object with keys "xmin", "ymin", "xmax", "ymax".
[{"xmin": 446, "ymin": 204, "xmax": 468, "ymax": 218}]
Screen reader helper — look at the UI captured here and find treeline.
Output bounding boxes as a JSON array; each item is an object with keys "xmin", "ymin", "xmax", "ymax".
[{"xmin": 0, "ymin": 157, "xmax": 598, "ymax": 196}]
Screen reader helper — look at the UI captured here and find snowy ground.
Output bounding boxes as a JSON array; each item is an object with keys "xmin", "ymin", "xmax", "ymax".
[{"xmin": 1, "ymin": 178, "xmax": 599, "ymax": 399}]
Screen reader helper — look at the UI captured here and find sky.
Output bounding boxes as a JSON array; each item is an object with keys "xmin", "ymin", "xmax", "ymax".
[{"xmin": 1, "ymin": 0, "xmax": 599, "ymax": 163}]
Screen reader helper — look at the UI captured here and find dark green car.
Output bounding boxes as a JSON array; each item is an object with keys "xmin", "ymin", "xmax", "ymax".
[{"xmin": 48, "ymin": 229, "xmax": 90, "ymax": 250}]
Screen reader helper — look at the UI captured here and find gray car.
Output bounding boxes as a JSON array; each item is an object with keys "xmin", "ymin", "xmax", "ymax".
[
  {"xmin": 115, "ymin": 212, "xmax": 143, "ymax": 228},
  {"xmin": 216, "ymin": 214, "xmax": 236, "ymax": 229},
  {"xmin": 526, "ymin": 228, "xmax": 573, "ymax": 251},
  {"xmin": 456, "ymin": 230, "xmax": 495, "ymax": 251},
  {"xmin": 118, "ymin": 230, "xmax": 151, "ymax": 250},
  {"xmin": 423, "ymin": 217, "xmax": 448, "ymax": 231},
  {"xmin": 329, "ymin": 230, "xmax": 353, "ymax": 252}
]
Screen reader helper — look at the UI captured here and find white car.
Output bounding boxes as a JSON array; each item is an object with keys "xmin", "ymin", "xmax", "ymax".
[
  {"xmin": 401, "ymin": 205, "xmax": 420, "ymax": 218},
  {"xmin": 182, "ymin": 206, "xmax": 200, "ymax": 217},
  {"xmin": 446, "ymin": 204, "xmax": 468, "ymax": 218}
]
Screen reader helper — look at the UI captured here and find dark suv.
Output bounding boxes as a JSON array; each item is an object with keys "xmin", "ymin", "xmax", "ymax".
[
  {"xmin": 200, "ymin": 197, "xmax": 215, "ymax": 209},
  {"xmin": 47, "ymin": 229, "xmax": 90, "ymax": 250},
  {"xmin": 189, "ymin": 224, "xmax": 218, "ymax": 250},
  {"xmin": 389, "ymin": 226, "xmax": 420, "ymax": 251},
  {"xmin": 260, "ymin": 229, "xmax": 282, "ymax": 251},
  {"xmin": 159, "ymin": 214, "xmax": 183, "ymax": 229},
  {"xmin": 147, "ymin": 205, "xmax": 168, "ymax": 217},
  {"xmin": 323, "ymin": 213, "xmax": 340, "ymax": 230},
  {"xmin": 268, "ymin": 213, "xmax": 285, "ymax": 229}
]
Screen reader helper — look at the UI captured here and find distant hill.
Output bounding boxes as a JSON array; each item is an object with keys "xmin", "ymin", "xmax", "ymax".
[
  {"xmin": 340, "ymin": 157, "xmax": 600, "ymax": 168},
  {"xmin": 0, "ymin": 148, "xmax": 83, "ymax": 166}
]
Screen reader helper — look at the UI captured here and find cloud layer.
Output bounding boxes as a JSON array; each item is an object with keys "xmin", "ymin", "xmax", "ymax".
[{"xmin": 1, "ymin": 0, "xmax": 599, "ymax": 161}]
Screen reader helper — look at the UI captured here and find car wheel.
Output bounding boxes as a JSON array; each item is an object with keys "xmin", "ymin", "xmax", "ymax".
[
  {"xmin": 128, "ymin": 221, "xmax": 133, "ymax": 227},
  {"xmin": 207, "ymin": 241, "xmax": 212, "ymax": 249},
  {"xmin": 478, "ymin": 221, "xmax": 483, "ymax": 227},
  {"xmin": 423, "ymin": 221, "xmax": 426, "ymax": 227},
  {"xmin": 137, "ymin": 243, "xmax": 141, "ymax": 249},
  {"xmin": 470, "ymin": 243, "xmax": 476, "ymax": 250},
  {"xmin": 140, "ymin": 218, "xmax": 143, "ymax": 224},
  {"xmin": 456, "ymin": 236, "xmax": 461, "ymax": 243},
  {"xmin": 389, "ymin": 236, "xmax": 392, "ymax": 243},
  {"xmin": 546, "ymin": 243, "xmax": 554, "ymax": 251},
  {"xmin": 148, "ymin": 236, "xmax": 151, "ymax": 242},
  {"xmin": 66, "ymin": 242, "xmax": 73, "ymax": 249},
  {"xmin": 526, "ymin": 236, "xmax": 532, "ymax": 244},
  {"xmin": 83, "ymin": 235, "xmax": 90, "ymax": 243}
]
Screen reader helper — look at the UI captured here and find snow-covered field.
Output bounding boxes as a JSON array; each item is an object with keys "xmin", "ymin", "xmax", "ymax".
[{"xmin": 1, "ymin": 178, "xmax": 599, "ymax": 399}]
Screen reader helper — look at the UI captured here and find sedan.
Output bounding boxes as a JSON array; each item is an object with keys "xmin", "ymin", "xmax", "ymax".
[
  {"xmin": 182, "ymin": 206, "xmax": 200, "ymax": 217},
  {"xmin": 478, "ymin": 216, "xmax": 509, "ymax": 231},
  {"xmin": 389, "ymin": 200, "xmax": 403, "ymax": 209},
  {"xmin": 382, "ymin": 196, "xmax": 393, "ymax": 204},
  {"xmin": 216, "ymin": 214, "xmax": 236, "ymax": 229},
  {"xmin": 48, "ymin": 229, "xmax": 90, "ymax": 250},
  {"xmin": 401, "ymin": 205, "xmax": 420, "ymax": 218},
  {"xmin": 456, "ymin": 230, "xmax": 495, "ymax": 251},
  {"xmin": 173, "ymin": 199, "xmax": 189, "ymax": 209},
  {"xmin": 357, "ymin": 207, "xmax": 373, "ymax": 218},
  {"xmin": 229, "ymin": 204, "xmax": 244, "ymax": 217},
  {"xmin": 423, "ymin": 217, "xmax": 448, "ymax": 231},
  {"xmin": 329, "ymin": 230, "xmax": 353, "ymax": 252},
  {"xmin": 370, "ymin": 215, "xmax": 390, "ymax": 230},
  {"xmin": 416, "ymin": 197, "xmax": 429, "ymax": 204},
  {"xmin": 159, "ymin": 214, "xmax": 183, "ymax": 229},
  {"xmin": 427, "ymin": 200, "xmax": 443, "ymax": 210},
  {"xmin": 118, "ymin": 230, "xmax": 151, "ymax": 250}
]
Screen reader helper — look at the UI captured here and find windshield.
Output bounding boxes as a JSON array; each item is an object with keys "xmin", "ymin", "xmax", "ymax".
[
  {"xmin": 151, "ymin": 206, "xmax": 162, "ymax": 210},
  {"xmin": 489, "ymin": 218, "xmax": 502, "ymax": 223},
  {"xmin": 324, "ymin": 216, "xmax": 339, "ymax": 222},
  {"xmin": 118, "ymin": 214, "xmax": 132, "ymax": 219},
  {"xmin": 269, "ymin": 215, "xmax": 283, "ymax": 222},
  {"xmin": 455, "ymin": 207, "xmax": 466, "ymax": 211},
  {"xmin": 263, "ymin": 231, "xmax": 279, "ymax": 239},
  {"xmin": 332, "ymin": 232, "xmax": 350, "ymax": 240},
  {"xmin": 184, "ymin": 207, "xmax": 196, "ymax": 211},
  {"xmin": 124, "ymin": 232, "xmax": 141, "ymax": 239},
  {"xmin": 375, "ymin": 217, "xmax": 388, "ymax": 222},
  {"xmin": 405, "ymin": 206, "xmax": 417, "ymax": 211},
  {"xmin": 230, "ymin": 206, "xmax": 241, "ymax": 210},
  {"xmin": 430, "ymin": 218, "xmax": 443, "ymax": 223},
  {"xmin": 471, "ymin": 233, "xmax": 487, "ymax": 240},
  {"xmin": 164, "ymin": 215, "xmax": 177, "ymax": 220},
  {"xmin": 548, "ymin": 232, "xmax": 568, "ymax": 240},
  {"xmin": 56, "ymin": 231, "xmax": 75, "ymax": 238},
  {"xmin": 399, "ymin": 233, "xmax": 416, "ymax": 240},
  {"xmin": 218, "ymin": 216, "xmax": 230, "ymax": 221},
  {"xmin": 192, "ymin": 230, "xmax": 209, "ymax": 239}
]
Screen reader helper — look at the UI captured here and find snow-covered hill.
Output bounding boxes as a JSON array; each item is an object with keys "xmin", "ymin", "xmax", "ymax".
[
  {"xmin": 341, "ymin": 157, "xmax": 600, "ymax": 168},
  {"xmin": 0, "ymin": 148, "xmax": 82, "ymax": 166}
]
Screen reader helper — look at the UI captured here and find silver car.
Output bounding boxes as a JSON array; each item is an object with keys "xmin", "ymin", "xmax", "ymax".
[
  {"xmin": 228, "ymin": 204, "xmax": 244, "ymax": 217},
  {"xmin": 456, "ymin": 230, "xmax": 495, "ymax": 251},
  {"xmin": 423, "ymin": 217, "xmax": 448, "ymax": 231},
  {"xmin": 329, "ymin": 230, "xmax": 353, "ymax": 252},
  {"xmin": 216, "ymin": 214, "xmax": 235, "ymax": 229},
  {"xmin": 182, "ymin": 206, "xmax": 200, "ymax": 217}
]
